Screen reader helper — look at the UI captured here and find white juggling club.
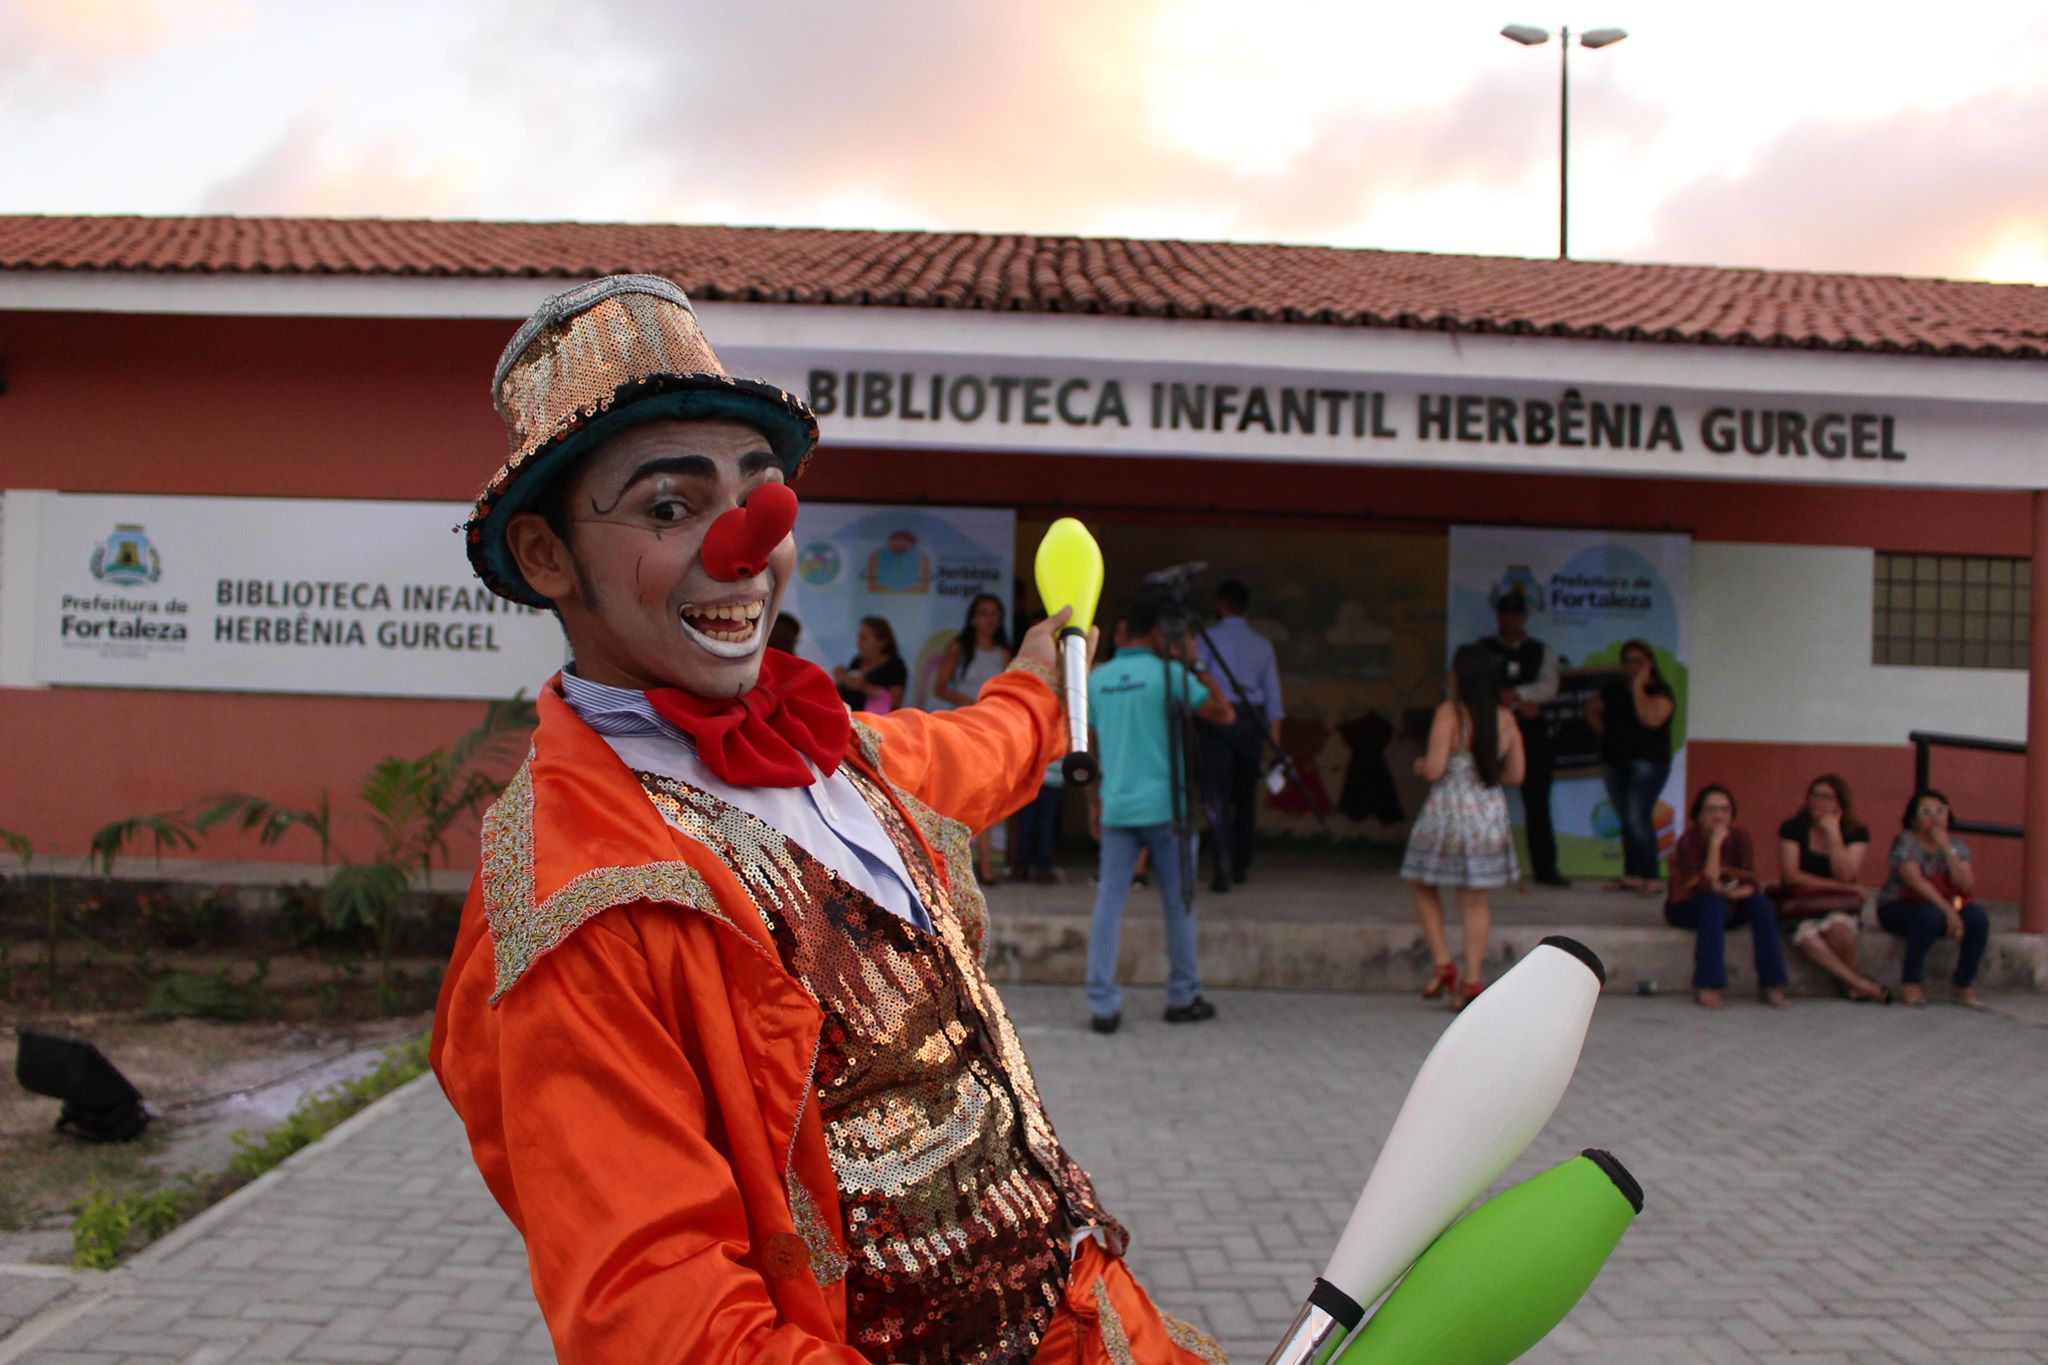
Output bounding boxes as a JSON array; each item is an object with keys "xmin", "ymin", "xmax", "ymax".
[{"xmin": 1264, "ymin": 936, "xmax": 1606, "ymax": 1365}]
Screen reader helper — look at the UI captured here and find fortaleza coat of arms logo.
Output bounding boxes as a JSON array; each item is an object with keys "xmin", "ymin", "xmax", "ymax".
[
  {"xmin": 90, "ymin": 524, "xmax": 162, "ymax": 586},
  {"xmin": 1489, "ymin": 564, "xmax": 1546, "ymax": 614}
]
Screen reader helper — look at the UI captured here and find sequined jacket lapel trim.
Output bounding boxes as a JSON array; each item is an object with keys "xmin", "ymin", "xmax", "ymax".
[
  {"xmin": 482, "ymin": 756, "xmax": 729, "ymax": 1003},
  {"xmin": 481, "ymin": 679, "xmax": 958, "ymax": 1004}
]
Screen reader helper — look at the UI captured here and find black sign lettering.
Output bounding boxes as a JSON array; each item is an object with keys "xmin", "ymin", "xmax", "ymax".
[{"xmin": 795, "ymin": 368, "xmax": 1908, "ymax": 469}]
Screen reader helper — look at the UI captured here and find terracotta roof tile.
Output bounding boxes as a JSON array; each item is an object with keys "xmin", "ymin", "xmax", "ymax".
[{"xmin": 3, "ymin": 213, "xmax": 2046, "ymax": 360}]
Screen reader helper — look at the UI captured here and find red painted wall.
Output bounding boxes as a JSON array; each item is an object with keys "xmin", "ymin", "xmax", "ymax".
[
  {"xmin": 806, "ymin": 448, "xmax": 2034, "ymax": 555},
  {"xmin": 0, "ymin": 311, "xmax": 2033, "ymax": 879},
  {"xmin": 1690, "ymin": 741, "xmax": 2025, "ymax": 903}
]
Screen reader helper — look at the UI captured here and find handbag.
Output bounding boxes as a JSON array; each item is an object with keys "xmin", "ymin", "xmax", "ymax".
[
  {"xmin": 1768, "ymin": 885, "xmax": 1864, "ymax": 920},
  {"xmin": 1896, "ymin": 871, "xmax": 1959, "ymax": 909}
]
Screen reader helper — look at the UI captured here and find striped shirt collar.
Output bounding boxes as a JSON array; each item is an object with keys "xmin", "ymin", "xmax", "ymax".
[{"xmin": 558, "ymin": 669, "xmax": 685, "ymax": 745}]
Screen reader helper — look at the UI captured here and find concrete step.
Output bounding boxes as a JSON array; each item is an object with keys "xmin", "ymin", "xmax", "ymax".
[
  {"xmin": 984, "ymin": 903, "xmax": 2048, "ymax": 998},
  {"xmin": 9, "ymin": 849, "xmax": 2044, "ymax": 996},
  {"xmin": 976, "ymin": 846, "xmax": 2047, "ymax": 997}
]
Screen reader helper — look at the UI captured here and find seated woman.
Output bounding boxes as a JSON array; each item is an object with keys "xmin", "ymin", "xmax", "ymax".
[
  {"xmin": 1876, "ymin": 788, "xmax": 1991, "ymax": 1007},
  {"xmin": 1665, "ymin": 785, "xmax": 1790, "ymax": 1009},
  {"xmin": 1776, "ymin": 774, "xmax": 1889, "ymax": 1003}
]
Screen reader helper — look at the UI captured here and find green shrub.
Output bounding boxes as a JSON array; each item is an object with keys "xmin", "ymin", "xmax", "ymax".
[
  {"xmin": 71, "ymin": 1183, "xmax": 185, "ymax": 1271},
  {"xmin": 225, "ymin": 1035, "xmax": 430, "ymax": 1179},
  {"xmin": 143, "ymin": 960, "xmax": 274, "ymax": 1021}
]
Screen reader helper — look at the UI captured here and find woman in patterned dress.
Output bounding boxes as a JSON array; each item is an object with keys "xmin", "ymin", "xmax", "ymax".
[{"xmin": 1402, "ymin": 643, "xmax": 1527, "ymax": 1010}]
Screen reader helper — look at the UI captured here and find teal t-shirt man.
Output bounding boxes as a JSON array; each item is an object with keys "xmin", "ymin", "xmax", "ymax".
[
  {"xmin": 1082, "ymin": 601, "xmax": 1235, "ymax": 1034},
  {"xmin": 1089, "ymin": 648, "xmax": 1211, "ymax": 827}
]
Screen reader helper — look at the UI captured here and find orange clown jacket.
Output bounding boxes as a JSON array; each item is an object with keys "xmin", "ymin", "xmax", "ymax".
[{"xmin": 431, "ymin": 668, "xmax": 1225, "ymax": 1364}]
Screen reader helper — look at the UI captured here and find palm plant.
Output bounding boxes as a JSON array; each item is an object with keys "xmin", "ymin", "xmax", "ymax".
[
  {"xmin": 78, "ymin": 696, "xmax": 534, "ymax": 1003},
  {"xmin": 324, "ymin": 696, "xmax": 535, "ymax": 987},
  {"xmin": 1, "ymin": 826, "xmax": 62, "ymax": 993},
  {"xmin": 193, "ymin": 790, "xmax": 335, "ymax": 871},
  {"xmin": 410, "ymin": 696, "xmax": 533, "ymax": 885},
  {"xmin": 86, "ymin": 812, "xmax": 202, "ymax": 877}
]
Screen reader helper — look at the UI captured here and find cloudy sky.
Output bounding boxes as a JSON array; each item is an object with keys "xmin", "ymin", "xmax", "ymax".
[{"xmin": 4, "ymin": 0, "xmax": 2046, "ymax": 284}]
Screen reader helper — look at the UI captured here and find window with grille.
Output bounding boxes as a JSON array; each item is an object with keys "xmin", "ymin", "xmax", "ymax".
[{"xmin": 1872, "ymin": 553, "xmax": 2030, "ymax": 669}]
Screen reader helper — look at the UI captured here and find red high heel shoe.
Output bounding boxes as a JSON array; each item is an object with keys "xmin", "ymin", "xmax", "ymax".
[
  {"xmin": 1452, "ymin": 979, "xmax": 1486, "ymax": 1012},
  {"xmin": 1421, "ymin": 961, "xmax": 1458, "ymax": 1000}
]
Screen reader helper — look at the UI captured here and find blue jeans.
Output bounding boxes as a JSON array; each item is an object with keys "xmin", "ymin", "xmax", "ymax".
[
  {"xmin": 1665, "ymin": 892, "xmax": 1788, "ymax": 990},
  {"xmin": 1088, "ymin": 823, "xmax": 1201, "ymax": 1018},
  {"xmin": 1015, "ymin": 785, "xmax": 1062, "ymax": 874},
  {"xmin": 1877, "ymin": 899, "xmax": 1990, "ymax": 986},
  {"xmin": 1603, "ymin": 759, "xmax": 1670, "ymax": 881}
]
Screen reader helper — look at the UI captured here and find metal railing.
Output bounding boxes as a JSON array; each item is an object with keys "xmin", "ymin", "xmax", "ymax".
[{"xmin": 1907, "ymin": 730, "xmax": 2025, "ymax": 839}]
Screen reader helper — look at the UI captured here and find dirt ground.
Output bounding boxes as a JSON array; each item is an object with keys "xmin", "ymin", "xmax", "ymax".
[{"xmin": 2, "ymin": 940, "xmax": 445, "ymax": 1264}]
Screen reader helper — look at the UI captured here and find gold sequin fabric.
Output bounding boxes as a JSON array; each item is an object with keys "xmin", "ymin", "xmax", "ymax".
[
  {"xmin": 495, "ymin": 286, "xmax": 719, "ymax": 463},
  {"xmin": 1163, "ymin": 1314, "xmax": 1230, "ymax": 1364},
  {"xmin": 1005, "ymin": 654, "xmax": 1060, "ymax": 694},
  {"xmin": 479, "ymin": 752, "xmax": 729, "ymax": 1004},
  {"xmin": 1092, "ymin": 1281, "xmax": 1137, "ymax": 1365},
  {"xmin": 638, "ymin": 767, "xmax": 1100, "ymax": 1365},
  {"xmin": 846, "ymin": 722, "xmax": 1119, "ymax": 1247},
  {"xmin": 466, "ymin": 274, "xmax": 818, "ymax": 606}
]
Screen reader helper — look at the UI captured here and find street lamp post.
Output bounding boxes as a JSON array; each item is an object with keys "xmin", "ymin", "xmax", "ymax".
[{"xmin": 1502, "ymin": 23, "xmax": 1628, "ymax": 259}]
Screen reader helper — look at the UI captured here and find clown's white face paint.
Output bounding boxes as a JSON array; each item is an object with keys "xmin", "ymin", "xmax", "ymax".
[{"xmin": 514, "ymin": 417, "xmax": 795, "ymax": 699}]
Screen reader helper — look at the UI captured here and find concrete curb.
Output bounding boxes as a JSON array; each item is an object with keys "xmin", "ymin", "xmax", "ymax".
[
  {"xmin": 0, "ymin": 1071, "xmax": 440, "ymax": 1358},
  {"xmin": 988, "ymin": 912, "xmax": 2048, "ymax": 996},
  {"xmin": 0, "ymin": 1277, "xmax": 102, "ymax": 1364},
  {"xmin": 127, "ymin": 1070, "xmax": 439, "ymax": 1271}
]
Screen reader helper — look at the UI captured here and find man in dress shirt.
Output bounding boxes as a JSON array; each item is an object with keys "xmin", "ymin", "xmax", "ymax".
[
  {"xmin": 1477, "ymin": 592, "xmax": 1570, "ymax": 888},
  {"xmin": 1196, "ymin": 579, "xmax": 1283, "ymax": 891}
]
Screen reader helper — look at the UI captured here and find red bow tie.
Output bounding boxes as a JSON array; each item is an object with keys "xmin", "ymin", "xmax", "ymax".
[{"xmin": 644, "ymin": 650, "xmax": 852, "ymax": 788}]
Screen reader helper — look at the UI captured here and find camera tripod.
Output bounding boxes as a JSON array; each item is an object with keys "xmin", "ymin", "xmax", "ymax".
[{"xmin": 1147, "ymin": 564, "xmax": 1335, "ymax": 908}]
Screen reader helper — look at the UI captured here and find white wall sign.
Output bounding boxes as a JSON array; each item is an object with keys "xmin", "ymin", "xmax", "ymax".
[
  {"xmin": 21, "ymin": 492, "xmax": 566, "ymax": 699},
  {"xmin": 726, "ymin": 348, "xmax": 2048, "ymax": 491}
]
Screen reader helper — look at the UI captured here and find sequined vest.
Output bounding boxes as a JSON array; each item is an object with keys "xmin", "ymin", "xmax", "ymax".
[{"xmin": 635, "ymin": 761, "xmax": 1113, "ymax": 1365}]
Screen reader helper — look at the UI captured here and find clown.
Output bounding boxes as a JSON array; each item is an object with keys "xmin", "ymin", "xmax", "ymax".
[{"xmin": 431, "ymin": 276, "xmax": 1225, "ymax": 1365}]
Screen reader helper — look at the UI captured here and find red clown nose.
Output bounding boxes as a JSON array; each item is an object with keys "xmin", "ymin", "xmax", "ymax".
[{"xmin": 700, "ymin": 482, "xmax": 799, "ymax": 583}]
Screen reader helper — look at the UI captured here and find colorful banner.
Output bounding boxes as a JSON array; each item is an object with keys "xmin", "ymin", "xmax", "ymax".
[
  {"xmin": 781, "ymin": 503, "xmax": 1016, "ymax": 707},
  {"xmin": 1447, "ymin": 526, "xmax": 1692, "ymax": 878}
]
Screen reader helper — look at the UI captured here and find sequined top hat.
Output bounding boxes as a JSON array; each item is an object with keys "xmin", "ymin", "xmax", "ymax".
[{"xmin": 466, "ymin": 274, "xmax": 819, "ymax": 607}]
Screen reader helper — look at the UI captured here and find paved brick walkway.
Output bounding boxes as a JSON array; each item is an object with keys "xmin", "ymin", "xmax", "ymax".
[{"xmin": 6, "ymin": 987, "xmax": 2046, "ymax": 1363}]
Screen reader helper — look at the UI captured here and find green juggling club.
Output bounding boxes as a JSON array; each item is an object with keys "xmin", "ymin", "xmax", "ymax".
[{"xmin": 1334, "ymin": 1149, "xmax": 1643, "ymax": 1365}]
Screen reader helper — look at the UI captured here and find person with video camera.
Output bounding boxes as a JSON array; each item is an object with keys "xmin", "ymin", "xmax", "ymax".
[
  {"xmin": 1197, "ymin": 579, "xmax": 1283, "ymax": 892},
  {"xmin": 1084, "ymin": 596, "xmax": 1236, "ymax": 1034}
]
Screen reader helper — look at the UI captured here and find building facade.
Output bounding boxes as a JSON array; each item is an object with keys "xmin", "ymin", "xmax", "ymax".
[{"xmin": 2, "ymin": 217, "xmax": 2044, "ymax": 924}]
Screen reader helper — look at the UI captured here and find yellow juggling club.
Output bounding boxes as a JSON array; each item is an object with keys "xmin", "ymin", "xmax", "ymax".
[{"xmin": 1033, "ymin": 518, "xmax": 1104, "ymax": 785}]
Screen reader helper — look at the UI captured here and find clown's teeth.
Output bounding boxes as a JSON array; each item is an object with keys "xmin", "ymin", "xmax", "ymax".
[
  {"xmin": 676, "ymin": 590, "xmax": 770, "ymax": 659},
  {"xmin": 684, "ymin": 600, "xmax": 766, "ymax": 622},
  {"xmin": 679, "ymin": 613, "xmax": 763, "ymax": 659}
]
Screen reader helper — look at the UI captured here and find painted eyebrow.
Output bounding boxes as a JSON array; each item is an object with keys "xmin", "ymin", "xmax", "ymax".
[
  {"xmin": 618, "ymin": 454, "xmax": 716, "ymax": 492},
  {"xmin": 620, "ymin": 450, "xmax": 778, "ymax": 492},
  {"xmin": 591, "ymin": 450, "xmax": 779, "ymax": 515}
]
